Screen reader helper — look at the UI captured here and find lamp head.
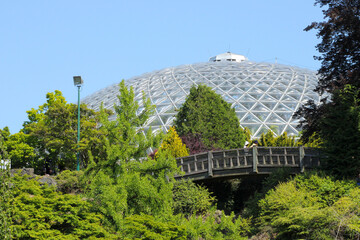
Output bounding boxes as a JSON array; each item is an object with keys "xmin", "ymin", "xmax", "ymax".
[{"xmin": 73, "ymin": 76, "xmax": 84, "ymax": 86}]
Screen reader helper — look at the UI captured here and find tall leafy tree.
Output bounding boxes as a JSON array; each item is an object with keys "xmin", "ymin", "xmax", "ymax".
[
  {"xmin": 296, "ymin": 1, "xmax": 360, "ymax": 178},
  {"xmin": 23, "ymin": 90, "xmax": 106, "ymax": 173},
  {"xmin": 305, "ymin": 0, "xmax": 360, "ymax": 94},
  {"xmin": 84, "ymin": 80, "xmax": 176, "ymax": 231},
  {"xmin": 174, "ymin": 84, "xmax": 245, "ymax": 153},
  {"xmin": 297, "ymin": 0, "xmax": 360, "ymax": 140},
  {"xmin": 317, "ymin": 85, "xmax": 360, "ymax": 177}
]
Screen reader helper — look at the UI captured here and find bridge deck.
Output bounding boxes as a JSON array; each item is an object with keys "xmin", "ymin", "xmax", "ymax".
[{"xmin": 175, "ymin": 147, "xmax": 322, "ymax": 181}]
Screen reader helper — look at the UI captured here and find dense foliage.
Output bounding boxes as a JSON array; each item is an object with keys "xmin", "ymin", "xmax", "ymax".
[
  {"xmin": 3, "ymin": 91, "xmax": 108, "ymax": 174},
  {"xmin": 257, "ymin": 173, "xmax": 360, "ymax": 239},
  {"xmin": 155, "ymin": 126, "xmax": 189, "ymax": 159},
  {"xmin": 294, "ymin": 0, "xmax": 360, "ymax": 179},
  {"xmin": 174, "ymin": 84, "xmax": 245, "ymax": 153},
  {"xmin": 24, "ymin": 90, "xmax": 108, "ymax": 173},
  {"xmin": 0, "ymin": 130, "xmax": 12, "ymax": 240},
  {"xmin": 172, "ymin": 179, "xmax": 215, "ymax": 216},
  {"xmin": 11, "ymin": 173, "xmax": 115, "ymax": 239},
  {"xmin": 315, "ymin": 85, "xmax": 360, "ymax": 177},
  {"xmin": 305, "ymin": 0, "xmax": 360, "ymax": 94}
]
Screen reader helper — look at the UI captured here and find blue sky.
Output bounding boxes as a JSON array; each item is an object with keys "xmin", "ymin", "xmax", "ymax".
[{"xmin": 0, "ymin": 1, "xmax": 324, "ymax": 133}]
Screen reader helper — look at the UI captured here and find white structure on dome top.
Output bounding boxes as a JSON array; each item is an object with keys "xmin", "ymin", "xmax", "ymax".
[
  {"xmin": 209, "ymin": 52, "xmax": 248, "ymax": 62},
  {"xmin": 83, "ymin": 53, "xmax": 321, "ymax": 138}
]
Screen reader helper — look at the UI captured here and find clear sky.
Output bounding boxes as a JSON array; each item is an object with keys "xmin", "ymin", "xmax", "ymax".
[{"xmin": 0, "ymin": 0, "xmax": 324, "ymax": 134}]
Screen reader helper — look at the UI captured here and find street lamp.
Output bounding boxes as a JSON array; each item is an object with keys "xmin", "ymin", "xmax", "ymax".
[{"xmin": 73, "ymin": 76, "xmax": 83, "ymax": 171}]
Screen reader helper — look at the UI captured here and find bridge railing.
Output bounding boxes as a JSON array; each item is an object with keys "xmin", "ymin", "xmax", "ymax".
[{"xmin": 176, "ymin": 147, "xmax": 322, "ymax": 180}]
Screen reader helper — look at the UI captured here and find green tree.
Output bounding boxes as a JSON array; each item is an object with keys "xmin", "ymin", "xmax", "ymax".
[
  {"xmin": 296, "ymin": 0, "xmax": 360, "ymax": 144},
  {"xmin": 6, "ymin": 132, "xmax": 36, "ymax": 169},
  {"xmin": 317, "ymin": 85, "xmax": 360, "ymax": 178},
  {"xmin": 174, "ymin": 84, "xmax": 245, "ymax": 152},
  {"xmin": 0, "ymin": 129, "xmax": 12, "ymax": 240},
  {"xmin": 306, "ymin": 0, "xmax": 360, "ymax": 94},
  {"xmin": 23, "ymin": 90, "xmax": 107, "ymax": 173},
  {"xmin": 84, "ymin": 80, "xmax": 176, "ymax": 231}
]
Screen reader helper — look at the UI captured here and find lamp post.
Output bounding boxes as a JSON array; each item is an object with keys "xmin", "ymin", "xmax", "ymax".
[{"xmin": 73, "ymin": 76, "xmax": 83, "ymax": 171}]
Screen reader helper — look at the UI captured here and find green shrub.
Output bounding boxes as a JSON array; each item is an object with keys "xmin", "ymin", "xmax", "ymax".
[
  {"xmin": 11, "ymin": 173, "xmax": 116, "ymax": 239},
  {"xmin": 175, "ymin": 209, "xmax": 251, "ymax": 239},
  {"xmin": 172, "ymin": 179, "xmax": 215, "ymax": 216},
  {"xmin": 257, "ymin": 172, "xmax": 360, "ymax": 239},
  {"xmin": 55, "ymin": 170, "xmax": 84, "ymax": 194},
  {"xmin": 123, "ymin": 214, "xmax": 187, "ymax": 240}
]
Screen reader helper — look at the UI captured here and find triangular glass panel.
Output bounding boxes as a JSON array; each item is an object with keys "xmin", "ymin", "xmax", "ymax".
[
  {"xmin": 267, "ymin": 88, "xmax": 282, "ymax": 94},
  {"xmin": 252, "ymin": 103, "xmax": 269, "ymax": 111},
  {"xmin": 173, "ymin": 95, "xmax": 185, "ymax": 103},
  {"xmin": 262, "ymin": 102, "xmax": 277, "ymax": 110},
  {"xmin": 241, "ymin": 101, "xmax": 256, "ymax": 110},
  {"xmin": 239, "ymin": 94, "xmax": 256, "ymax": 101},
  {"xmin": 269, "ymin": 93, "xmax": 283, "ymax": 100},
  {"xmin": 283, "ymin": 102, "xmax": 298, "ymax": 110},
  {"xmin": 236, "ymin": 112, "xmax": 246, "ymax": 120},
  {"xmin": 274, "ymin": 86, "xmax": 287, "ymax": 92},
  {"xmin": 262, "ymin": 94, "xmax": 277, "ymax": 101},
  {"xmin": 266, "ymin": 124, "xmax": 285, "ymax": 136},
  {"xmin": 232, "ymin": 103, "xmax": 248, "ymax": 111},
  {"xmin": 274, "ymin": 103, "xmax": 291, "ymax": 112},
  {"xmin": 160, "ymin": 114, "xmax": 173, "ymax": 125},
  {"xmin": 252, "ymin": 112, "xmax": 269, "ymax": 122},
  {"xmin": 241, "ymin": 113, "xmax": 261, "ymax": 123},
  {"xmin": 156, "ymin": 105, "xmax": 170, "ymax": 113},
  {"xmin": 282, "ymin": 95, "xmax": 298, "ymax": 101},
  {"xmin": 149, "ymin": 116, "xmax": 162, "ymax": 126},
  {"xmin": 241, "ymin": 124, "xmax": 261, "ymax": 135},
  {"xmin": 276, "ymin": 112, "xmax": 293, "ymax": 122},
  {"xmin": 283, "ymin": 125, "xmax": 298, "ymax": 136},
  {"xmin": 287, "ymin": 89, "xmax": 302, "ymax": 95},
  {"xmin": 255, "ymin": 125, "xmax": 270, "ymax": 137},
  {"xmin": 238, "ymin": 86, "xmax": 252, "ymax": 91},
  {"xmin": 249, "ymin": 93, "xmax": 263, "ymax": 100},
  {"xmin": 229, "ymin": 92, "xmax": 243, "ymax": 100},
  {"xmin": 267, "ymin": 113, "xmax": 286, "ymax": 123},
  {"xmin": 165, "ymin": 107, "xmax": 176, "ymax": 114}
]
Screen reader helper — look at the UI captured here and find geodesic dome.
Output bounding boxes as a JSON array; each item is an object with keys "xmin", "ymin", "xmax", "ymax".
[{"xmin": 82, "ymin": 53, "xmax": 321, "ymax": 138}]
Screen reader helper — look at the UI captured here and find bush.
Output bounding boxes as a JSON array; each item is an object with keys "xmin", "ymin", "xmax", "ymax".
[
  {"xmin": 172, "ymin": 179, "xmax": 215, "ymax": 216},
  {"xmin": 155, "ymin": 126, "xmax": 189, "ymax": 158},
  {"xmin": 257, "ymin": 172, "xmax": 360, "ymax": 239},
  {"xmin": 55, "ymin": 170, "xmax": 84, "ymax": 194},
  {"xmin": 123, "ymin": 214, "xmax": 187, "ymax": 240},
  {"xmin": 175, "ymin": 209, "xmax": 251, "ymax": 239},
  {"xmin": 11, "ymin": 173, "xmax": 116, "ymax": 239}
]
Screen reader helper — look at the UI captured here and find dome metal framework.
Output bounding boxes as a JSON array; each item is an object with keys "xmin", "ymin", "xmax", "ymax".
[{"xmin": 83, "ymin": 54, "xmax": 321, "ymax": 138}]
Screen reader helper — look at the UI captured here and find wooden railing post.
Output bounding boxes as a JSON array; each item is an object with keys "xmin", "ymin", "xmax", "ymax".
[
  {"xmin": 208, "ymin": 151, "xmax": 213, "ymax": 177},
  {"xmin": 299, "ymin": 146, "xmax": 305, "ymax": 173},
  {"xmin": 252, "ymin": 147, "xmax": 258, "ymax": 173}
]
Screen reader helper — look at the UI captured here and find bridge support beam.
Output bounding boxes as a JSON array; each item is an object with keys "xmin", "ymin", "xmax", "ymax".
[
  {"xmin": 252, "ymin": 147, "xmax": 258, "ymax": 173},
  {"xmin": 299, "ymin": 146, "xmax": 305, "ymax": 173},
  {"xmin": 208, "ymin": 151, "xmax": 213, "ymax": 177}
]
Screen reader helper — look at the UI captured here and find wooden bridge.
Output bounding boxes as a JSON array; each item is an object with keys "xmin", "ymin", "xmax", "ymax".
[{"xmin": 175, "ymin": 147, "xmax": 322, "ymax": 181}]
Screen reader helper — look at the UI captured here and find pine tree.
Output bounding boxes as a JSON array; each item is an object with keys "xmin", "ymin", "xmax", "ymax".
[{"xmin": 174, "ymin": 84, "xmax": 245, "ymax": 153}]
